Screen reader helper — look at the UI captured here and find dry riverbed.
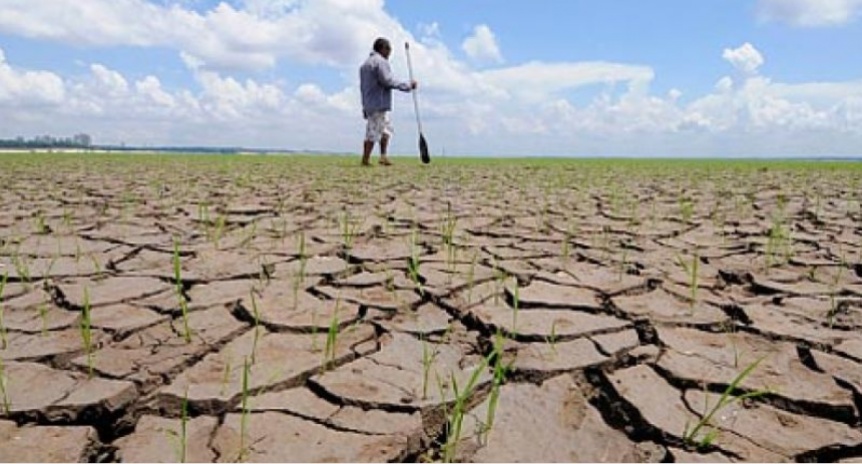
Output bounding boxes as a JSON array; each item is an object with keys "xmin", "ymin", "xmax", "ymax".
[{"xmin": 1, "ymin": 154, "xmax": 861, "ymax": 462}]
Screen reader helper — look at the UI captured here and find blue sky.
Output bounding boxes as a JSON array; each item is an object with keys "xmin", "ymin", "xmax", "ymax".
[{"xmin": 1, "ymin": 0, "xmax": 862, "ymax": 157}]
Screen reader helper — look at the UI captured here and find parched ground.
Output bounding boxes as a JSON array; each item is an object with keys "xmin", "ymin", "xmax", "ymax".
[{"xmin": 1, "ymin": 153, "xmax": 861, "ymax": 462}]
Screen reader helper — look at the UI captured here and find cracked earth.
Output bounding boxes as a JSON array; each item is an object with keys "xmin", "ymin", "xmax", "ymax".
[{"xmin": 1, "ymin": 155, "xmax": 861, "ymax": 462}]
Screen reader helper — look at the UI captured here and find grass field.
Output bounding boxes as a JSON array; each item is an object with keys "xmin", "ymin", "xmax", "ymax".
[{"xmin": 1, "ymin": 151, "xmax": 861, "ymax": 462}]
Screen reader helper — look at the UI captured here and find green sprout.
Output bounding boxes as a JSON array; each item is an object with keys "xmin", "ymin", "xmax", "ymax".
[
  {"xmin": 238, "ymin": 356, "xmax": 251, "ymax": 462},
  {"xmin": 249, "ymin": 291, "xmax": 261, "ymax": 364},
  {"xmin": 0, "ymin": 357, "xmax": 10, "ymax": 414},
  {"xmin": 482, "ymin": 330, "xmax": 514, "ymax": 443},
  {"xmin": 677, "ymin": 252, "xmax": 700, "ymax": 310},
  {"xmin": 683, "ymin": 356, "xmax": 770, "ymax": 449},
  {"xmin": 442, "ymin": 356, "xmax": 490, "ymax": 463},
  {"xmin": 165, "ymin": 388, "xmax": 190, "ymax": 463},
  {"xmin": 173, "ymin": 238, "xmax": 192, "ymax": 343},
  {"xmin": 80, "ymin": 287, "xmax": 94, "ymax": 378},
  {"xmin": 323, "ymin": 301, "xmax": 340, "ymax": 372},
  {"xmin": 407, "ymin": 226, "xmax": 424, "ymax": 296},
  {"xmin": 0, "ymin": 272, "xmax": 7, "ymax": 349},
  {"xmin": 421, "ymin": 336, "xmax": 439, "ymax": 400}
]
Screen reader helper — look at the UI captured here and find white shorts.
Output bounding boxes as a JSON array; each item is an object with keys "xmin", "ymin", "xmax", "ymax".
[{"xmin": 365, "ymin": 111, "xmax": 393, "ymax": 143}]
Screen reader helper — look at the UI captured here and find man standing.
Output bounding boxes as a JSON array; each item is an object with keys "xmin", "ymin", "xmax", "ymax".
[{"xmin": 359, "ymin": 37, "xmax": 417, "ymax": 166}]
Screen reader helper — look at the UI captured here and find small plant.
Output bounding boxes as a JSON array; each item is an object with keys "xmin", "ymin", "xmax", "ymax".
[
  {"xmin": 238, "ymin": 356, "xmax": 251, "ymax": 462},
  {"xmin": 80, "ymin": 287, "xmax": 94, "ymax": 378},
  {"xmin": 492, "ymin": 258, "xmax": 504, "ymax": 305},
  {"xmin": 322, "ymin": 302, "xmax": 340, "ymax": 372},
  {"xmin": 827, "ymin": 255, "xmax": 847, "ymax": 329},
  {"xmin": 618, "ymin": 245, "xmax": 630, "ymax": 281},
  {"xmin": 89, "ymin": 254, "xmax": 103, "ymax": 279},
  {"xmin": 677, "ymin": 252, "xmax": 700, "ymax": 310},
  {"xmin": 511, "ymin": 279, "xmax": 520, "ymax": 335},
  {"xmin": 0, "ymin": 357, "xmax": 10, "ymax": 414},
  {"xmin": 38, "ymin": 303, "xmax": 49, "ymax": 337},
  {"xmin": 213, "ymin": 212, "xmax": 227, "ymax": 249},
  {"xmin": 11, "ymin": 253, "xmax": 31, "ymax": 286},
  {"xmin": 683, "ymin": 356, "xmax": 770, "ymax": 449},
  {"xmin": 0, "ymin": 272, "xmax": 7, "ymax": 349},
  {"xmin": 466, "ymin": 250, "xmax": 479, "ymax": 304},
  {"xmin": 249, "ymin": 291, "xmax": 262, "ymax": 364},
  {"xmin": 680, "ymin": 196, "xmax": 694, "ymax": 223},
  {"xmin": 173, "ymin": 238, "xmax": 192, "ymax": 343},
  {"xmin": 407, "ymin": 226, "xmax": 424, "ymax": 296},
  {"xmin": 562, "ymin": 216, "xmax": 578, "ymax": 263},
  {"xmin": 165, "ymin": 388, "xmax": 190, "ymax": 463},
  {"xmin": 482, "ymin": 330, "xmax": 513, "ymax": 443},
  {"xmin": 62, "ymin": 207, "xmax": 73, "ymax": 230},
  {"xmin": 239, "ymin": 220, "xmax": 258, "ymax": 249},
  {"xmin": 34, "ymin": 210, "xmax": 50, "ymax": 235},
  {"xmin": 220, "ymin": 354, "xmax": 233, "ymax": 397},
  {"xmin": 421, "ymin": 336, "xmax": 439, "ymax": 400},
  {"xmin": 442, "ymin": 356, "xmax": 490, "ymax": 463},
  {"xmin": 339, "ymin": 209, "xmax": 362, "ymax": 252},
  {"xmin": 545, "ymin": 320, "xmax": 559, "ymax": 355},
  {"xmin": 441, "ymin": 201, "xmax": 458, "ymax": 249},
  {"xmin": 311, "ymin": 307, "xmax": 320, "ymax": 351}
]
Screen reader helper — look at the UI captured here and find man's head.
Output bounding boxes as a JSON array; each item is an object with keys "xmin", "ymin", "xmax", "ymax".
[{"xmin": 372, "ymin": 37, "xmax": 392, "ymax": 59}]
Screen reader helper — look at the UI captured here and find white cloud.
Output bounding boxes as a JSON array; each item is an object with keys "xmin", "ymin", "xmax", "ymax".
[
  {"xmin": 90, "ymin": 64, "xmax": 130, "ymax": 97},
  {"xmin": 1, "ymin": 4, "xmax": 862, "ymax": 156},
  {"xmin": 722, "ymin": 43, "xmax": 764, "ymax": 76},
  {"xmin": 0, "ymin": 47, "xmax": 65, "ymax": 105},
  {"xmin": 0, "ymin": 0, "xmax": 400, "ymax": 71},
  {"xmin": 481, "ymin": 61, "xmax": 654, "ymax": 103},
  {"xmin": 461, "ymin": 24, "xmax": 503, "ymax": 64},
  {"xmin": 757, "ymin": 0, "xmax": 862, "ymax": 26},
  {"xmin": 135, "ymin": 76, "xmax": 176, "ymax": 107}
]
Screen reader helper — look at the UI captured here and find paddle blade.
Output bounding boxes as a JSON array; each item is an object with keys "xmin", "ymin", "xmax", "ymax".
[{"xmin": 419, "ymin": 133, "xmax": 430, "ymax": 164}]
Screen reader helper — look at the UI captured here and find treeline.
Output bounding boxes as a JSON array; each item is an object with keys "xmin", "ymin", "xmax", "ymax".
[{"xmin": 1, "ymin": 133, "xmax": 93, "ymax": 149}]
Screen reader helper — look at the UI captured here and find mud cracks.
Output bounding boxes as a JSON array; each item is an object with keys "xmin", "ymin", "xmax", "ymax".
[{"xmin": 1, "ymin": 155, "xmax": 861, "ymax": 462}]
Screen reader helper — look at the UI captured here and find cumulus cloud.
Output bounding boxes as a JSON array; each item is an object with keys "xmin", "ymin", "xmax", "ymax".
[
  {"xmin": 0, "ymin": 47, "xmax": 65, "ymax": 105},
  {"xmin": 722, "ymin": 43, "xmax": 764, "ymax": 76},
  {"xmin": 0, "ymin": 0, "xmax": 399, "ymax": 71},
  {"xmin": 461, "ymin": 24, "xmax": 503, "ymax": 64},
  {"xmin": 1, "ymin": 3, "xmax": 861, "ymax": 156},
  {"xmin": 757, "ymin": 0, "xmax": 862, "ymax": 26}
]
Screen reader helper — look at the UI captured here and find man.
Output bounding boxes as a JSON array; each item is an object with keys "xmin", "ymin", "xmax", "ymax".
[{"xmin": 359, "ymin": 37, "xmax": 417, "ymax": 166}]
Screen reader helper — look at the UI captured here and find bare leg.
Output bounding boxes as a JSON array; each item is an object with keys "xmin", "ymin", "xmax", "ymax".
[
  {"xmin": 362, "ymin": 140, "xmax": 374, "ymax": 166},
  {"xmin": 379, "ymin": 134, "xmax": 391, "ymax": 165}
]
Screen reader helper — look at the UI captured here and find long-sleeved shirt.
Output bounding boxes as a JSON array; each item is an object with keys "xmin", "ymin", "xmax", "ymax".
[{"xmin": 359, "ymin": 51, "xmax": 412, "ymax": 117}]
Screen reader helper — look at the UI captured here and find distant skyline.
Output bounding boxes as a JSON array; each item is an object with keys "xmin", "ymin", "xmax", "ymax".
[{"xmin": 2, "ymin": 0, "xmax": 862, "ymax": 157}]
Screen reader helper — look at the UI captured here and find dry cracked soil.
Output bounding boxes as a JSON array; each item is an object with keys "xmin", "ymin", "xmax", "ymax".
[{"xmin": 1, "ymin": 154, "xmax": 861, "ymax": 462}]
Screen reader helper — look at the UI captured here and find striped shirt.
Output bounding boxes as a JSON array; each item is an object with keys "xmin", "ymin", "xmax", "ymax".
[{"xmin": 359, "ymin": 51, "xmax": 412, "ymax": 117}]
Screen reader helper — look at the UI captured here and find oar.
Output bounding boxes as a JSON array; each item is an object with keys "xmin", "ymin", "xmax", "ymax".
[{"xmin": 405, "ymin": 42, "xmax": 430, "ymax": 164}]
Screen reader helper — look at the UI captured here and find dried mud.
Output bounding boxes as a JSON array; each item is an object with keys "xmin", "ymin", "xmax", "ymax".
[{"xmin": 1, "ymin": 155, "xmax": 861, "ymax": 462}]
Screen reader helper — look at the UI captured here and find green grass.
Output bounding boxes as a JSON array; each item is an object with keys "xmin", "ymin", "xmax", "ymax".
[{"xmin": 0, "ymin": 272, "xmax": 7, "ymax": 349}]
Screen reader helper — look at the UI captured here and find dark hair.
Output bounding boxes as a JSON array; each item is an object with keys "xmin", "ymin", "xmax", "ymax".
[{"xmin": 373, "ymin": 37, "xmax": 391, "ymax": 53}]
